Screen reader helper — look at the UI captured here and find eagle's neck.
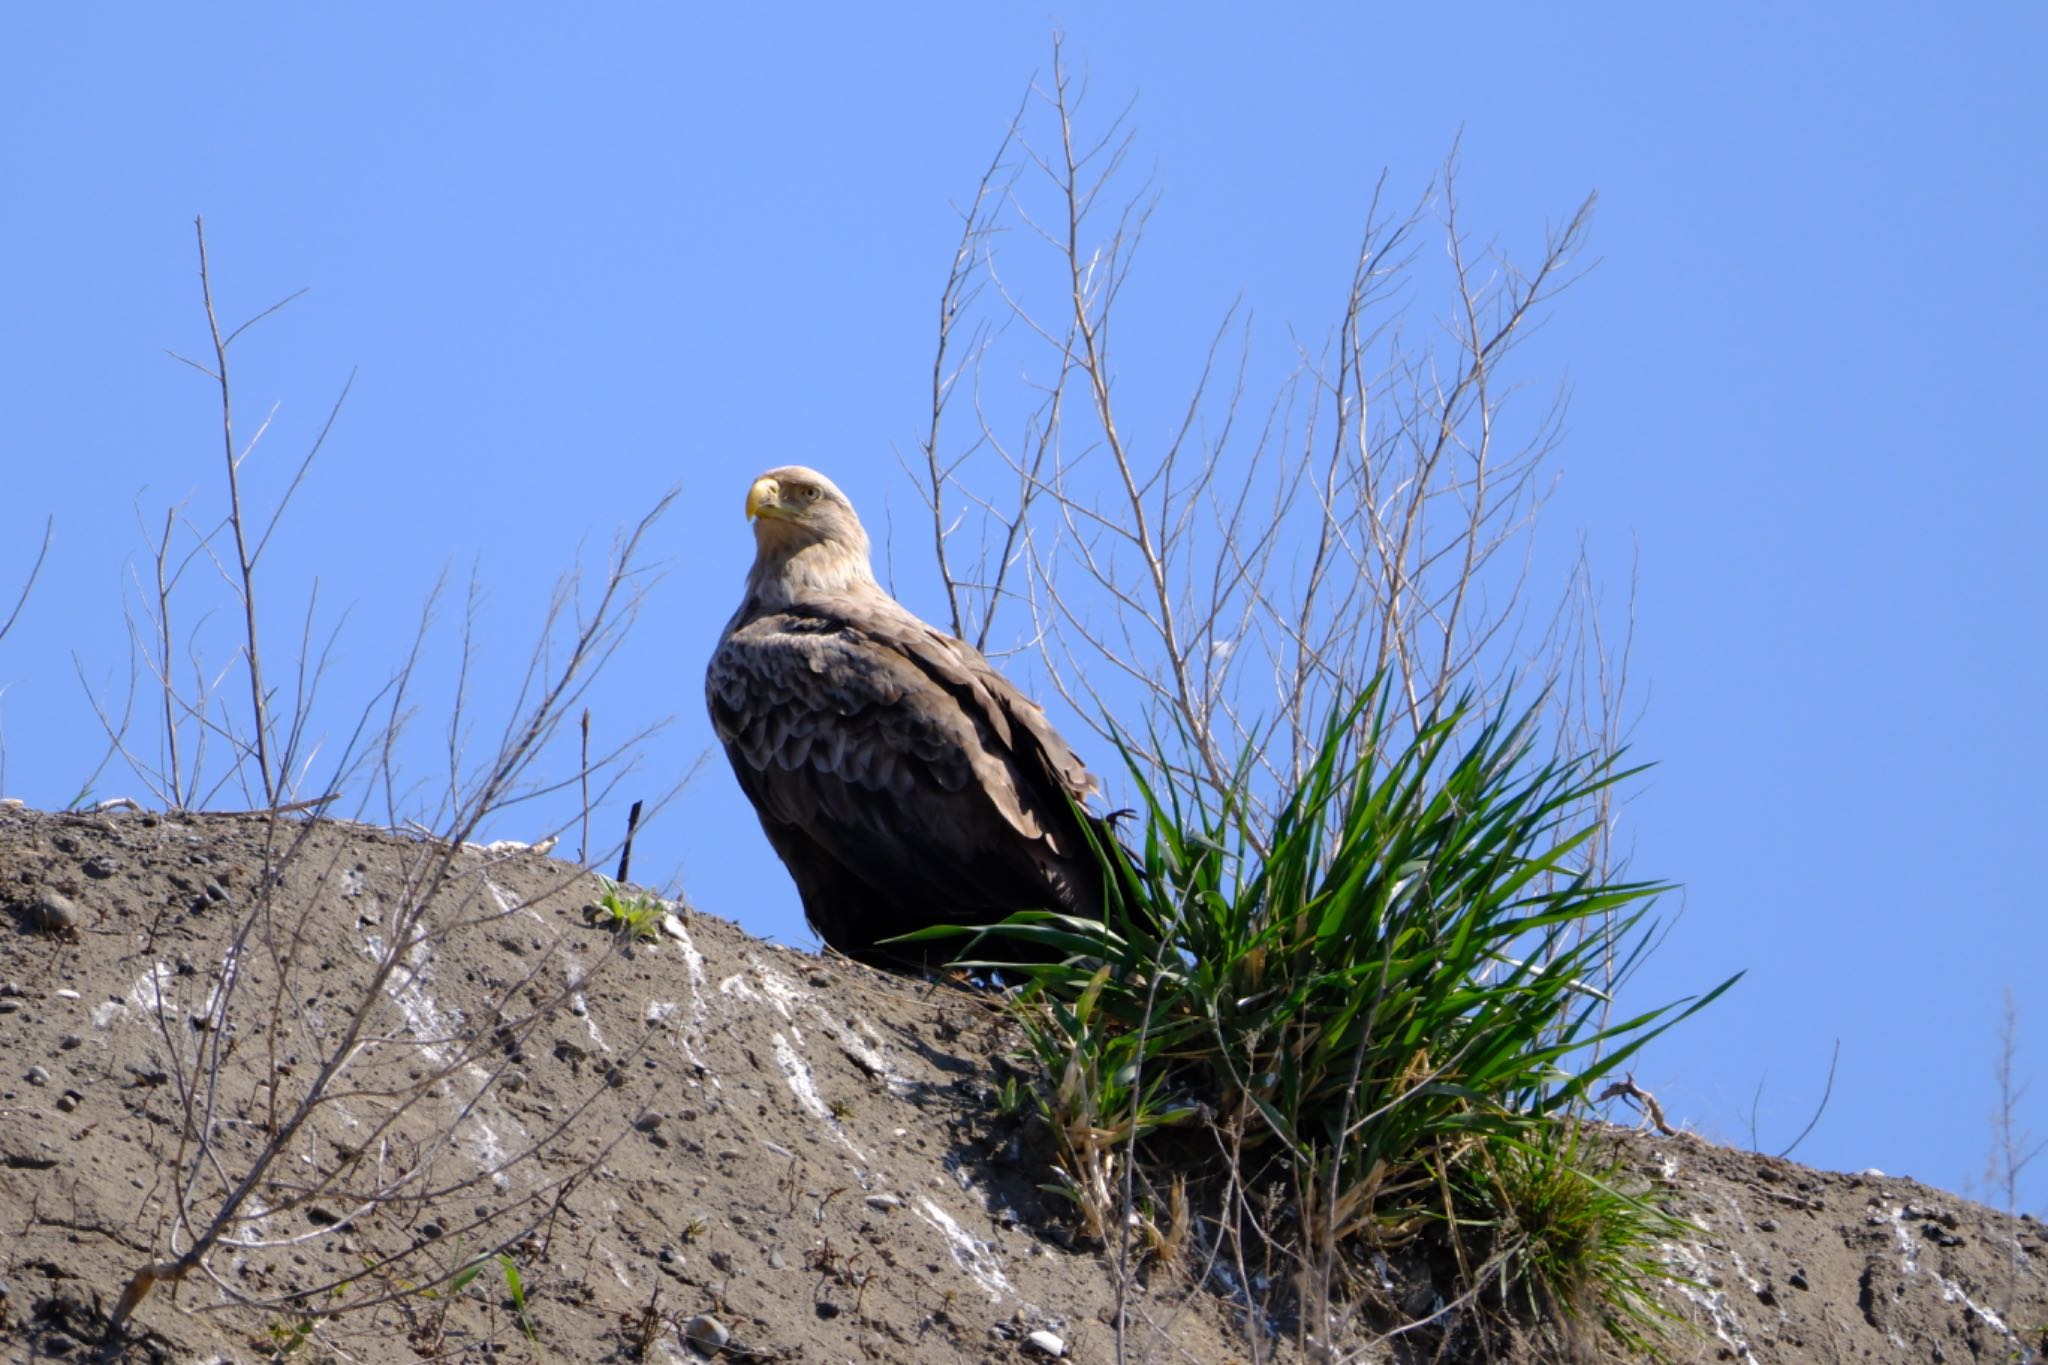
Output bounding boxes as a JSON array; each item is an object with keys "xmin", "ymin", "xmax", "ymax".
[{"xmin": 744, "ymin": 532, "xmax": 882, "ymax": 614}]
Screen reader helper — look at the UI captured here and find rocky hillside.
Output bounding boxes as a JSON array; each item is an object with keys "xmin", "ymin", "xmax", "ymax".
[{"xmin": 0, "ymin": 803, "xmax": 2040, "ymax": 1363}]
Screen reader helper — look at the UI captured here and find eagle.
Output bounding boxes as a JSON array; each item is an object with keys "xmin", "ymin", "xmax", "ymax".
[{"xmin": 705, "ymin": 466, "xmax": 1112, "ymax": 968}]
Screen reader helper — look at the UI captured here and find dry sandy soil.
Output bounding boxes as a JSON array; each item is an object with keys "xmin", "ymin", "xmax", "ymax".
[{"xmin": 0, "ymin": 803, "xmax": 2040, "ymax": 1364}]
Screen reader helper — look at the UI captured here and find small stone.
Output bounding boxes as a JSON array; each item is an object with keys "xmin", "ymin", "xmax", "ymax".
[
  {"xmin": 1788, "ymin": 1269, "xmax": 1810, "ymax": 1290},
  {"xmin": 1023, "ymin": 1329, "xmax": 1068, "ymax": 1357},
  {"xmin": 80, "ymin": 855, "xmax": 116, "ymax": 879},
  {"xmin": 55, "ymin": 1090, "xmax": 82, "ymax": 1112},
  {"xmin": 25, "ymin": 1066, "xmax": 49, "ymax": 1086},
  {"xmin": 1758, "ymin": 1217, "xmax": 1778, "ymax": 1232},
  {"xmin": 767, "ymin": 1249, "xmax": 786, "ymax": 1269},
  {"xmin": 0, "ymin": 999, "xmax": 19, "ymax": 1014},
  {"xmin": 865, "ymin": 1194, "xmax": 903, "ymax": 1211},
  {"xmin": 59, "ymin": 1033, "xmax": 81, "ymax": 1049},
  {"xmin": 815, "ymin": 1298, "xmax": 841, "ymax": 1319},
  {"xmin": 684, "ymin": 1313, "xmax": 730, "ymax": 1353},
  {"xmin": 27, "ymin": 890, "xmax": 81, "ymax": 933}
]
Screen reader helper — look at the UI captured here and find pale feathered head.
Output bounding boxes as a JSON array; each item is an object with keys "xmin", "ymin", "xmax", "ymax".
[{"xmin": 741, "ymin": 465, "xmax": 881, "ymax": 605}]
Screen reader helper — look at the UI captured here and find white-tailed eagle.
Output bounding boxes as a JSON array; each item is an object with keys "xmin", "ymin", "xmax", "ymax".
[{"xmin": 706, "ymin": 467, "xmax": 1111, "ymax": 967}]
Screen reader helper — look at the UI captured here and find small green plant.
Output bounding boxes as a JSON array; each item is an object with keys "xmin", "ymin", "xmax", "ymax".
[
  {"xmin": 1468, "ymin": 1121, "xmax": 1690, "ymax": 1353},
  {"xmin": 586, "ymin": 878, "xmax": 665, "ymax": 942},
  {"xmin": 260, "ymin": 1313, "xmax": 315, "ymax": 1359},
  {"xmin": 944, "ymin": 681, "xmax": 1739, "ymax": 1352},
  {"xmin": 447, "ymin": 1252, "xmax": 539, "ymax": 1345}
]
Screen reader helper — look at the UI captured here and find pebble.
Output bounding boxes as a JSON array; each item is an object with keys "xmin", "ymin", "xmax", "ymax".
[
  {"xmin": 864, "ymin": 1194, "xmax": 903, "ymax": 1211},
  {"xmin": 55, "ymin": 1090, "xmax": 81, "ymax": 1112},
  {"xmin": 1023, "ymin": 1329, "xmax": 1068, "ymax": 1357},
  {"xmin": 25, "ymin": 1066, "xmax": 49, "ymax": 1087},
  {"xmin": 684, "ymin": 1313, "xmax": 730, "ymax": 1353},
  {"xmin": 28, "ymin": 890, "xmax": 80, "ymax": 933}
]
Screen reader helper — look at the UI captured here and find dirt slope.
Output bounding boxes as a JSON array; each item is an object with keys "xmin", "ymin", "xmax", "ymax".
[{"xmin": 0, "ymin": 804, "xmax": 2040, "ymax": 1364}]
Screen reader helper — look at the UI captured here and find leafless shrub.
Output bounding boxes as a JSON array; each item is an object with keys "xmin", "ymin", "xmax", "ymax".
[
  {"xmin": 0, "ymin": 513, "xmax": 54, "ymax": 792},
  {"xmin": 1988, "ymin": 989, "xmax": 2046, "ymax": 1328},
  {"xmin": 103, "ymin": 492, "xmax": 679, "ymax": 1349},
  {"xmin": 87, "ymin": 227, "xmax": 685, "ymax": 1352},
  {"xmin": 72, "ymin": 218, "xmax": 354, "ymax": 813},
  {"xmin": 911, "ymin": 40, "xmax": 1616, "ymax": 826}
]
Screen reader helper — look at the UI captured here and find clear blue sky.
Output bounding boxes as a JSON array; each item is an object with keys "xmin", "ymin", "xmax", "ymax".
[{"xmin": 3, "ymin": 7, "xmax": 2042, "ymax": 1211}]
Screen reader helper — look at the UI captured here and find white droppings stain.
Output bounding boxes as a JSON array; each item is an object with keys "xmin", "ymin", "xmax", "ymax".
[
  {"xmin": 357, "ymin": 926, "xmax": 529, "ymax": 1182},
  {"xmin": 573, "ymin": 992, "xmax": 607, "ymax": 1051},
  {"xmin": 1884, "ymin": 1204, "xmax": 2013, "ymax": 1337},
  {"xmin": 1662, "ymin": 1235, "xmax": 1756, "ymax": 1362},
  {"xmin": 653, "ymin": 920, "xmax": 714, "ymax": 1079},
  {"xmin": 772, "ymin": 1032, "xmax": 864, "ymax": 1160},
  {"xmin": 917, "ymin": 1198, "xmax": 1013, "ymax": 1302},
  {"xmin": 487, "ymin": 878, "xmax": 547, "ymax": 928},
  {"xmin": 1726, "ymin": 1248, "xmax": 1767, "ymax": 1301},
  {"xmin": 363, "ymin": 933, "xmax": 453, "ymax": 1067},
  {"xmin": 90, "ymin": 1000, "xmax": 126, "ymax": 1029},
  {"xmin": 772, "ymin": 1033, "xmax": 827, "ymax": 1120},
  {"xmin": 125, "ymin": 963, "xmax": 176, "ymax": 1019},
  {"xmin": 197, "ymin": 945, "xmax": 243, "ymax": 1025},
  {"xmin": 754, "ymin": 963, "xmax": 806, "ymax": 1020}
]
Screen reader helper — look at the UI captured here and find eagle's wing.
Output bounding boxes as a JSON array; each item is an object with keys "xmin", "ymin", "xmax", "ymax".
[{"xmin": 706, "ymin": 600, "xmax": 1097, "ymax": 923}]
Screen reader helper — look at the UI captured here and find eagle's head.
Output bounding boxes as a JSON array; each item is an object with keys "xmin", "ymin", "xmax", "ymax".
[{"xmin": 742, "ymin": 466, "xmax": 879, "ymax": 604}]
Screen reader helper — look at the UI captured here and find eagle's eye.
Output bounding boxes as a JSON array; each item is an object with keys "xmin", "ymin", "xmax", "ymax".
[{"xmin": 801, "ymin": 485, "xmax": 821, "ymax": 503}]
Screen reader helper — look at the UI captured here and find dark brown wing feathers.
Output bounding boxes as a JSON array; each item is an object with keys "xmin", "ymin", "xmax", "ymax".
[{"xmin": 708, "ymin": 590, "xmax": 1108, "ymax": 967}]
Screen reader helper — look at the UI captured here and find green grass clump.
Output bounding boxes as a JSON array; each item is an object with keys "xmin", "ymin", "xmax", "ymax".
[
  {"xmin": 584, "ymin": 879, "xmax": 666, "ymax": 942},
  {"xmin": 954, "ymin": 683, "xmax": 1736, "ymax": 1351}
]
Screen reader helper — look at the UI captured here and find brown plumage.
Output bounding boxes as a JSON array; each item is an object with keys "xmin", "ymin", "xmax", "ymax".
[{"xmin": 706, "ymin": 466, "xmax": 1110, "ymax": 968}]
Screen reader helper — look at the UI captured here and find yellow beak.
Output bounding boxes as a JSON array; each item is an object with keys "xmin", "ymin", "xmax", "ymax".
[{"xmin": 745, "ymin": 476, "xmax": 781, "ymax": 520}]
